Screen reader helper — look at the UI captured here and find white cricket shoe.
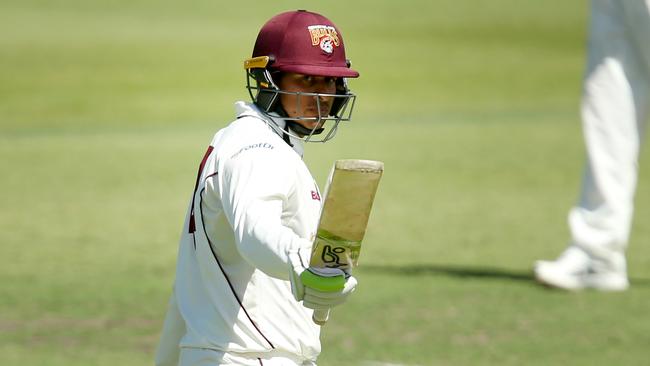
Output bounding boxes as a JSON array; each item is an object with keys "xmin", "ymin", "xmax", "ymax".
[{"xmin": 534, "ymin": 246, "xmax": 629, "ymax": 291}]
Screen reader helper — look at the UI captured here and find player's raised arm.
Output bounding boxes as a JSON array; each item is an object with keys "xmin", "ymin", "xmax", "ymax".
[{"xmin": 218, "ymin": 146, "xmax": 311, "ymax": 279}]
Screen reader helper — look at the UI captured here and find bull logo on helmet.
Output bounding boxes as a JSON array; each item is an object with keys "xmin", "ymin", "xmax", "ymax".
[
  {"xmin": 308, "ymin": 25, "xmax": 340, "ymax": 54},
  {"xmin": 320, "ymin": 37, "xmax": 334, "ymax": 54}
]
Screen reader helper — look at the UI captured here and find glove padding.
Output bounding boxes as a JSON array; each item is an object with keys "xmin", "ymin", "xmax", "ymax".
[{"xmin": 288, "ymin": 248, "xmax": 357, "ymax": 310}]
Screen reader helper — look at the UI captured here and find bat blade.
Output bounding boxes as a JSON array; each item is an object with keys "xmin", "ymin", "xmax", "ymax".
[{"xmin": 309, "ymin": 159, "xmax": 384, "ymax": 324}]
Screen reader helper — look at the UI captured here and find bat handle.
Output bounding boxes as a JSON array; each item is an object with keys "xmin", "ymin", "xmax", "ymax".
[{"xmin": 312, "ymin": 309, "xmax": 330, "ymax": 325}]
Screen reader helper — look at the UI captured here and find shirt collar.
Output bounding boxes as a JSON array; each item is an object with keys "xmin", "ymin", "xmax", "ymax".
[{"xmin": 234, "ymin": 101, "xmax": 305, "ymax": 157}]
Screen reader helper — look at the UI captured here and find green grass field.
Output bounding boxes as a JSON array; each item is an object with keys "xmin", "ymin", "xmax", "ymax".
[{"xmin": 2, "ymin": 0, "xmax": 650, "ymax": 365}]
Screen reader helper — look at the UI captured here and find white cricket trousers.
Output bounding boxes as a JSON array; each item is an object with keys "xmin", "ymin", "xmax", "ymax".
[
  {"xmin": 178, "ymin": 348, "xmax": 316, "ymax": 366},
  {"xmin": 154, "ymin": 295, "xmax": 317, "ymax": 366},
  {"xmin": 570, "ymin": 0, "xmax": 650, "ymax": 258}
]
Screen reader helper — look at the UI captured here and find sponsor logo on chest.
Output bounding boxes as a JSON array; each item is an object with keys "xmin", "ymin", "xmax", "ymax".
[{"xmin": 311, "ymin": 190, "xmax": 321, "ymax": 201}]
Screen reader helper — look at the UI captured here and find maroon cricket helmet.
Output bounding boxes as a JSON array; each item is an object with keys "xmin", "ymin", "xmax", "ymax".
[{"xmin": 252, "ymin": 10, "xmax": 359, "ymax": 78}]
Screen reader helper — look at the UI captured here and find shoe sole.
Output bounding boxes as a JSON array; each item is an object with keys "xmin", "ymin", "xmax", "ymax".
[
  {"xmin": 534, "ymin": 263, "xmax": 629, "ymax": 292},
  {"xmin": 534, "ymin": 266, "xmax": 584, "ymax": 291}
]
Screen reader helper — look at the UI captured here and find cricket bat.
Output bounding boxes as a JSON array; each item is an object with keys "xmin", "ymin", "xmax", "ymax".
[{"xmin": 310, "ymin": 159, "xmax": 384, "ymax": 325}]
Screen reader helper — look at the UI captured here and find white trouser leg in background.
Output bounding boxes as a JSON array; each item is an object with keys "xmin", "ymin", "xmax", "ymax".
[
  {"xmin": 535, "ymin": 0, "xmax": 649, "ymax": 291},
  {"xmin": 570, "ymin": 0, "xmax": 649, "ymax": 259}
]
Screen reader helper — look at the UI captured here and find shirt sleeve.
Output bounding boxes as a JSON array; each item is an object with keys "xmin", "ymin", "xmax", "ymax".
[{"xmin": 217, "ymin": 146, "xmax": 312, "ymax": 280}]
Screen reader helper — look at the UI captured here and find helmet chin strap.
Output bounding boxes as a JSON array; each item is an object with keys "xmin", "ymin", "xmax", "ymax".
[{"xmin": 286, "ymin": 121, "xmax": 325, "ymax": 136}]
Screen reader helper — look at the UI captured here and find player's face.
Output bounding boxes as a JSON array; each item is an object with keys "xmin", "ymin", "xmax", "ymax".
[{"xmin": 278, "ymin": 73, "xmax": 338, "ymax": 132}]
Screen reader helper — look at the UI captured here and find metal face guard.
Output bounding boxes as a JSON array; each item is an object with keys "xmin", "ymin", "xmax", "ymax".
[{"xmin": 245, "ymin": 68, "xmax": 356, "ymax": 143}]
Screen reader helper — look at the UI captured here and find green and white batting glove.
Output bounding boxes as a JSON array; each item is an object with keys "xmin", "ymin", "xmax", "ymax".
[{"xmin": 288, "ymin": 248, "xmax": 357, "ymax": 310}]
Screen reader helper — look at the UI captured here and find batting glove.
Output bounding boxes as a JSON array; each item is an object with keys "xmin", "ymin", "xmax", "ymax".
[{"xmin": 288, "ymin": 248, "xmax": 357, "ymax": 310}]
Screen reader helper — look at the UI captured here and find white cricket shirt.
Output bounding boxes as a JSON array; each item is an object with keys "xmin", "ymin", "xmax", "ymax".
[{"xmin": 173, "ymin": 102, "xmax": 323, "ymax": 361}]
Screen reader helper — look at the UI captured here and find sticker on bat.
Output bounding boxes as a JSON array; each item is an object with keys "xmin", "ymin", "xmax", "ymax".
[{"xmin": 320, "ymin": 245, "xmax": 346, "ymax": 268}]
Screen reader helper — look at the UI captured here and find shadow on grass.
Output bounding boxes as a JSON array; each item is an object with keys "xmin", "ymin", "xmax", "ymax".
[
  {"xmin": 361, "ymin": 264, "xmax": 533, "ymax": 282},
  {"xmin": 360, "ymin": 264, "xmax": 650, "ymax": 288}
]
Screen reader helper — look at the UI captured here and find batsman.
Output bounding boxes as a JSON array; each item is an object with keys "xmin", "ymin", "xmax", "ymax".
[{"xmin": 155, "ymin": 10, "xmax": 380, "ymax": 366}]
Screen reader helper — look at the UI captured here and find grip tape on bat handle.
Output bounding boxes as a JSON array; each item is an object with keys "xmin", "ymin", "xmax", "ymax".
[{"xmin": 312, "ymin": 308, "xmax": 330, "ymax": 325}]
